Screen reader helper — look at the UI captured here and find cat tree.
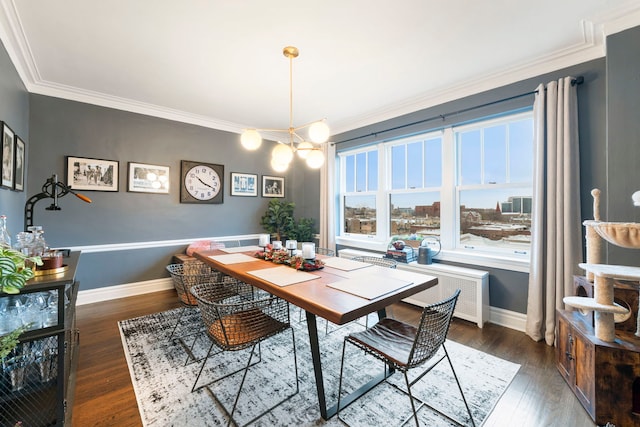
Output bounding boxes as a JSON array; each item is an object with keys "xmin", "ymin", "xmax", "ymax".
[{"xmin": 563, "ymin": 189, "xmax": 640, "ymax": 342}]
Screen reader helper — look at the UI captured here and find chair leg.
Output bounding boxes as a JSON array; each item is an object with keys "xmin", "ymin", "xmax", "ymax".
[
  {"xmin": 403, "ymin": 371, "xmax": 421, "ymax": 427},
  {"xmin": 443, "ymin": 345, "xmax": 476, "ymax": 427},
  {"xmin": 227, "ymin": 343, "xmax": 260, "ymax": 426},
  {"xmin": 192, "ymin": 342, "xmax": 216, "ymax": 393}
]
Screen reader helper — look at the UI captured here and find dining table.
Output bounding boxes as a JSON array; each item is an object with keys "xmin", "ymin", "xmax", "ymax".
[{"xmin": 193, "ymin": 247, "xmax": 438, "ymax": 420}]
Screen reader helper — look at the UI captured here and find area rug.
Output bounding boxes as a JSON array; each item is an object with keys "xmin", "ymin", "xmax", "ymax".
[{"xmin": 119, "ymin": 307, "xmax": 520, "ymax": 426}]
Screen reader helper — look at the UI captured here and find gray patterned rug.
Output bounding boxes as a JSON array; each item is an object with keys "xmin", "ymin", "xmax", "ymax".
[{"xmin": 119, "ymin": 307, "xmax": 519, "ymax": 426}]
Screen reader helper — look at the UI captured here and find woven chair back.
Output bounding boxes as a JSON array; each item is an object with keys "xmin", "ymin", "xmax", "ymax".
[{"xmin": 407, "ymin": 289, "xmax": 460, "ymax": 369}]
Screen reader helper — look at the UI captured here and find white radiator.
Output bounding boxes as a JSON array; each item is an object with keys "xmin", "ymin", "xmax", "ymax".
[{"xmin": 338, "ymin": 249, "xmax": 489, "ymax": 328}]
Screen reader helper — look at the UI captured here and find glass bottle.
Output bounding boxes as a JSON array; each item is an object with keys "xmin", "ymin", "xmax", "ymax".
[
  {"xmin": 14, "ymin": 231, "xmax": 34, "ymax": 255},
  {"xmin": 0, "ymin": 215, "xmax": 11, "ymax": 249},
  {"xmin": 27, "ymin": 225, "xmax": 46, "ymax": 256}
]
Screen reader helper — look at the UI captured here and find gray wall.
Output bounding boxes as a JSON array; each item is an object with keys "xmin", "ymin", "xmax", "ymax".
[
  {"xmin": 334, "ymin": 58, "xmax": 608, "ymax": 314},
  {"xmin": 0, "ymin": 40, "xmax": 29, "ymax": 234},
  {"xmin": 606, "ymin": 26, "xmax": 640, "ymax": 266},
  {"xmin": 27, "ymin": 95, "xmax": 317, "ymax": 290}
]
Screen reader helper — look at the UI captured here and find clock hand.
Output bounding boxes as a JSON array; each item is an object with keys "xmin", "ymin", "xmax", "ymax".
[{"xmin": 197, "ymin": 176, "xmax": 214, "ymax": 189}]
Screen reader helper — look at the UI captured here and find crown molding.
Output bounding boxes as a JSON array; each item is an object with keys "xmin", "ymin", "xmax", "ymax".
[{"xmin": 331, "ymin": 19, "xmax": 605, "ymax": 135}]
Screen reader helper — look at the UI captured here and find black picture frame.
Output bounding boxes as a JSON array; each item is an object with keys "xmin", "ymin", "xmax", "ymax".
[
  {"xmin": 127, "ymin": 162, "xmax": 170, "ymax": 194},
  {"xmin": 1, "ymin": 122, "xmax": 15, "ymax": 189},
  {"xmin": 66, "ymin": 156, "xmax": 119, "ymax": 191},
  {"xmin": 262, "ymin": 175, "xmax": 284, "ymax": 198},
  {"xmin": 13, "ymin": 135, "xmax": 25, "ymax": 191},
  {"xmin": 180, "ymin": 160, "xmax": 224, "ymax": 204},
  {"xmin": 230, "ymin": 172, "xmax": 258, "ymax": 197}
]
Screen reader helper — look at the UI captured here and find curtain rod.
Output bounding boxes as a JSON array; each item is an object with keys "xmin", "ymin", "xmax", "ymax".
[{"xmin": 332, "ymin": 76, "xmax": 584, "ymax": 146}]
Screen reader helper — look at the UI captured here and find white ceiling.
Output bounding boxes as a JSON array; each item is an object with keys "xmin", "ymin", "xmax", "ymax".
[{"xmin": 1, "ymin": 0, "xmax": 639, "ymax": 138}]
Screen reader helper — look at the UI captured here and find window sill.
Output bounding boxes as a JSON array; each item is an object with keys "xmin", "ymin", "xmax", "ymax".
[{"xmin": 335, "ymin": 236, "xmax": 530, "ymax": 273}]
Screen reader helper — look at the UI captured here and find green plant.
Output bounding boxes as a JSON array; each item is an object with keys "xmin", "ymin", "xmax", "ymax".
[
  {"xmin": 0, "ymin": 325, "xmax": 29, "ymax": 360},
  {"xmin": 0, "ymin": 247, "xmax": 41, "ymax": 294},
  {"xmin": 0, "ymin": 248, "xmax": 41, "ymax": 360},
  {"xmin": 260, "ymin": 199, "xmax": 295, "ymax": 241},
  {"xmin": 289, "ymin": 217, "xmax": 316, "ymax": 242}
]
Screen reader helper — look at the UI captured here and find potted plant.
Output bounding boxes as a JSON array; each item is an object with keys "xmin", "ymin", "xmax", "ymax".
[
  {"xmin": 0, "ymin": 247, "xmax": 42, "ymax": 357},
  {"xmin": 260, "ymin": 199, "xmax": 295, "ymax": 241},
  {"xmin": 289, "ymin": 217, "xmax": 316, "ymax": 243}
]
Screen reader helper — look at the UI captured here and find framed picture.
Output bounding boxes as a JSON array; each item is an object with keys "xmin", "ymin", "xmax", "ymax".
[
  {"xmin": 262, "ymin": 175, "xmax": 284, "ymax": 198},
  {"xmin": 230, "ymin": 172, "xmax": 257, "ymax": 197},
  {"xmin": 13, "ymin": 136, "xmax": 25, "ymax": 191},
  {"xmin": 127, "ymin": 162, "xmax": 170, "ymax": 194},
  {"xmin": 66, "ymin": 156, "xmax": 119, "ymax": 191},
  {"xmin": 1, "ymin": 123, "xmax": 15, "ymax": 189}
]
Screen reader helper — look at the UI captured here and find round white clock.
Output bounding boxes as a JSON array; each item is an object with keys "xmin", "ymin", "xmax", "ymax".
[{"xmin": 180, "ymin": 161, "xmax": 224, "ymax": 204}]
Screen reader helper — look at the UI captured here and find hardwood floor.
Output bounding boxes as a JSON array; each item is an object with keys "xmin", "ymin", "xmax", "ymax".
[{"xmin": 71, "ymin": 290, "xmax": 594, "ymax": 427}]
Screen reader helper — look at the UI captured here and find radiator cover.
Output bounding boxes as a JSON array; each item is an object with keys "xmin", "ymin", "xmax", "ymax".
[{"xmin": 338, "ymin": 249, "xmax": 489, "ymax": 328}]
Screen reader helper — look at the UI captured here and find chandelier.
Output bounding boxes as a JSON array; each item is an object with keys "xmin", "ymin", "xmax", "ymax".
[{"xmin": 240, "ymin": 46, "xmax": 330, "ymax": 171}]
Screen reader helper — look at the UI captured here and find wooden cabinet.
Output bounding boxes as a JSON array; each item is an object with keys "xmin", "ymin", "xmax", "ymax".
[
  {"xmin": 0, "ymin": 251, "xmax": 80, "ymax": 426},
  {"xmin": 556, "ymin": 309, "xmax": 640, "ymax": 426}
]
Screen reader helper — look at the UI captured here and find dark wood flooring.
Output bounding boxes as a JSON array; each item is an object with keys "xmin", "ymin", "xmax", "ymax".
[{"xmin": 71, "ymin": 290, "xmax": 594, "ymax": 427}]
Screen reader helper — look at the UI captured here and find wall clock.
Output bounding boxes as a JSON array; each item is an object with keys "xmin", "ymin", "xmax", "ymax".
[{"xmin": 180, "ymin": 160, "xmax": 224, "ymax": 204}]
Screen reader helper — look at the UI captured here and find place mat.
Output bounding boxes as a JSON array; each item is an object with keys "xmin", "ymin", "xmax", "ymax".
[
  {"xmin": 247, "ymin": 265, "xmax": 320, "ymax": 287},
  {"xmin": 207, "ymin": 253, "xmax": 261, "ymax": 264},
  {"xmin": 327, "ymin": 274, "xmax": 413, "ymax": 300},
  {"xmin": 321, "ymin": 257, "xmax": 374, "ymax": 271},
  {"xmin": 219, "ymin": 245, "xmax": 262, "ymax": 253}
]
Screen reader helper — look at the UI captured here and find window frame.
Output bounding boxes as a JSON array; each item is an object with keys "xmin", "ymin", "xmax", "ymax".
[{"xmin": 335, "ymin": 110, "xmax": 533, "ymax": 272}]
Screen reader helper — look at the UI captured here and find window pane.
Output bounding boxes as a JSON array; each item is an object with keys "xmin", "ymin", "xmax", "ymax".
[
  {"xmin": 424, "ymin": 138, "xmax": 442, "ymax": 187},
  {"xmin": 459, "ymin": 187, "xmax": 531, "ymax": 252},
  {"xmin": 390, "ymin": 192, "xmax": 440, "ymax": 238},
  {"xmin": 344, "ymin": 195, "xmax": 377, "ymax": 235},
  {"xmin": 484, "ymin": 125, "xmax": 507, "ymax": 184},
  {"xmin": 391, "ymin": 145, "xmax": 405, "ymax": 190},
  {"xmin": 509, "ymin": 119, "xmax": 533, "ymax": 183},
  {"xmin": 367, "ymin": 150, "xmax": 378, "ymax": 191},
  {"xmin": 458, "ymin": 130, "xmax": 481, "ymax": 185},
  {"xmin": 345, "ymin": 155, "xmax": 355, "ymax": 192},
  {"xmin": 355, "ymin": 152, "xmax": 367, "ymax": 192},
  {"xmin": 406, "ymin": 142, "xmax": 422, "ymax": 189}
]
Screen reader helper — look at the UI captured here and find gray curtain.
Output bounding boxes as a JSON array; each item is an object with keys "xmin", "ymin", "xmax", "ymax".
[{"xmin": 526, "ymin": 77, "xmax": 583, "ymax": 346}]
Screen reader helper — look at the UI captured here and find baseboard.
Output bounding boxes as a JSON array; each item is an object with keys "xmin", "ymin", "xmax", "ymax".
[
  {"xmin": 77, "ymin": 276, "xmax": 528, "ymax": 332},
  {"xmin": 489, "ymin": 306, "xmax": 527, "ymax": 332},
  {"xmin": 77, "ymin": 278, "xmax": 174, "ymax": 306}
]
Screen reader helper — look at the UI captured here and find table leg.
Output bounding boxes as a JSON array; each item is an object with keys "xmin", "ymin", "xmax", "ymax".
[
  {"xmin": 305, "ymin": 310, "xmax": 330, "ymax": 419},
  {"xmin": 307, "ymin": 309, "xmax": 395, "ymax": 420}
]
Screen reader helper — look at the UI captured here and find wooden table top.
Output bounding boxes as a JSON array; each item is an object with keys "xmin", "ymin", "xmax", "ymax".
[{"xmin": 194, "ymin": 249, "xmax": 438, "ymax": 325}]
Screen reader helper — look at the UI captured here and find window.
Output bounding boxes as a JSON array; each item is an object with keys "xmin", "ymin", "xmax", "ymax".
[
  {"xmin": 337, "ymin": 110, "xmax": 533, "ymax": 264},
  {"xmin": 341, "ymin": 148, "xmax": 378, "ymax": 236}
]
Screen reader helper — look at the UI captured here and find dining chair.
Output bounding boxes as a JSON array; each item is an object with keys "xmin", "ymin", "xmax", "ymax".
[
  {"xmin": 337, "ymin": 289, "xmax": 475, "ymax": 427},
  {"xmin": 190, "ymin": 284, "xmax": 299, "ymax": 427},
  {"xmin": 350, "ymin": 255, "xmax": 397, "ymax": 269},
  {"xmin": 166, "ymin": 263, "xmax": 249, "ymax": 362},
  {"xmin": 315, "ymin": 247, "xmax": 335, "ymax": 256}
]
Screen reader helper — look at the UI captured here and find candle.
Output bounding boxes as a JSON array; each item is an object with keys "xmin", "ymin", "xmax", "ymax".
[
  {"xmin": 273, "ymin": 240, "xmax": 282, "ymax": 250},
  {"xmin": 285, "ymin": 240, "xmax": 297, "ymax": 250},
  {"xmin": 258, "ymin": 234, "xmax": 270, "ymax": 247},
  {"xmin": 301, "ymin": 242, "xmax": 315, "ymax": 259}
]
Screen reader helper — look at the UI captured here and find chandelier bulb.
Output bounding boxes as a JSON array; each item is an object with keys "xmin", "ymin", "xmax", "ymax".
[
  {"xmin": 271, "ymin": 157, "xmax": 289, "ymax": 172},
  {"xmin": 297, "ymin": 141, "xmax": 313, "ymax": 159},
  {"xmin": 272, "ymin": 143, "xmax": 294, "ymax": 164},
  {"xmin": 241, "ymin": 129, "xmax": 262, "ymax": 150},
  {"xmin": 308, "ymin": 121, "xmax": 330, "ymax": 143},
  {"xmin": 306, "ymin": 149, "xmax": 325, "ymax": 169}
]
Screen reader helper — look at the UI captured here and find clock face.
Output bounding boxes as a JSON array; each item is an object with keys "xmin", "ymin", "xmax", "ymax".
[{"xmin": 180, "ymin": 161, "xmax": 224, "ymax": 204}]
